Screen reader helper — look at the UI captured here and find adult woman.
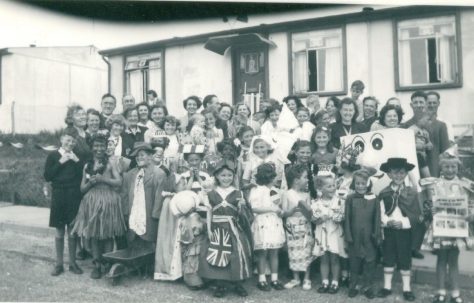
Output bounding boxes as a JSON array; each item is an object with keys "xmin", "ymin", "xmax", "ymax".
[
  {"xmin": 311, "ymin": 109, "xmax": 331, "ymax": 128},
  {"xmin": 215, "ymin": 102, "xmax": 233, "ymax": 137},
  {"xmin": 137, "ymin": 102, "xmax": 153, "ymax": 129},
  {"xmin": 325, "ymin": 96, "xmax": 340, "ymax": 124},
  {"xmin": 329, "ymin": 98, "xmax": 368, "ymax": 149},
  {"xmin": 85, "ymin": 109, "xmax": 102, "ymax": 147},
  {"xmin": 283, "ymin": 95, "xmax": 303, "ymax": 116},
  {"xmin": 65, "ymin": 104, "xmax": 92, "ymax": 162},
  {"xmin": 370, "ymin": 104, "xmax": 404, "ymax": 131},
  {"xmin": 234, "ymin": 102, "xmax": 260, "ymax": 134},
  {"xmin": 106, "ymin": 114, "xmax": 128, "ymax": 157},
  {"xmin": 122, "ymin": 106, "xmax": 147, "ymax": 158},
  {"xmin": 180, "ymin": 96, "xmax": 202, "ymax": 132},
  {"xmin": 145, "ymin": 105, "xmax": 168, "ymax": 143}
]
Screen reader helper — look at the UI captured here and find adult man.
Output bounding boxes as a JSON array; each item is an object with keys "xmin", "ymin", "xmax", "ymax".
[
  {"xmin": 361, "ymin": 96, "xmax": 379, "ymax": 129},
  {"xmin": 99, "ymin": 93, "xmax": 117, "ymax": 129},
  {"xmin": 425, "ymin": 91, "xmax": 450, "ymax": 177},
  {"xmin": 401, "ymin": 91, "xmax": 427, "ymax": 128},
  {"xmin": 147, "ymin": 90, "xmax": 163, "ymax": 107},
  {"xmin": 350, "ymin": 80, "xmax": 365, "ymax": 122},
  {"xmin": 122, "ymin": 95, "xmax": 136, "ymax": 111},
  {"xmin": 203, "ymin": 94, "xmax": 220, "ymax": 111}
]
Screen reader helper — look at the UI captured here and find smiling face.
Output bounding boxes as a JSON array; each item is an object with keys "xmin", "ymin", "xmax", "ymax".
[
  {"xmin": 296, "ymin": 110, "xmax": 309, "ymax": 125},
  {"xmin": 320, "ymin": 177, "xmax": 336, "ymax": 198},
  {"xmin": 354, "ymin": 175, "xmax": 368, "ymax": 195},
  {"xmin": 325, "ymin": 100, "xmax": 336, "ymax": 117},
  {"xmin": 363, "ymin": 99, "xmax": 377, "ymax": 119},
  {"xmin": 293, "ymin": 170, "xmax": 309, "ymax": 191},
  {"xmin": 151, "ymin": 107, "xmax": 166, "ymax": 124},
  {"xmin": 137, "ymin": 105, "xmax": 149, "ymax": 122},
  {"xmin": 440, "ymin": 161, "xmax": 459, "ymax": 180},
  {"xmin": 241, "ymin": 130, "xmax": 254, "ymax": 147},
  {"xmin": 122, "ymin": 96, "xmax": 135, "ymax": 110},
  {"xmin": 87, "ymin": 113, "xmax": 100, "ymax": 132},
  {"xmin": 204, "ymin": 112, "xmax": 216, "ymax": 128},
  {"xmin": 153, "ymin": 147, "xmax": 164, "ymax": 164},
  {"xmin": 73, "ymin": 109, "xmax": 87, "ymax": 129},
  {"xmin": 110, "ymin": 122, "xmax": 124, "ymax": 137},
  {"xmin": 136, "ymin": 150, "xmax": 152, "ymax": 167},
  {"xmin": 186, "ymin": 153, "xmax": 202, "ymax": 169},
  {"xmin": 164, "ymin": 121, "xmax": 176, "ymax": 135},
  {"xmin": 269, "ymin": 109, "xmax": 280, "ymax": 123},
  {"xmin": 340, "ymin": 103, "xmax": 356, "ymax": 124},
  {"xmin": 295, "ymin": 146, "xmax": 312, "ymax": 164},
  {"xmin": 384, "ymin": 109, "xmax": 399, "ymax": 128},
  {"xmin": 387, "ymin": 168, "xmax": 408, "ymax": 185},
  {"xmin": 427, "ymin": 94, "xmax": 440, "ymax": 116},
  {"xmin": 194, "ymin": 116, "xmax": 206, "ymax": 129},
  {"xmin": 92, "ymin": 140, "xmax": 107, "ymax": 159},
  {"xmin": 60, "ymin": 134, "xmax": 76, "ymax": 152},
  {"xmin": 253, "ymin": 140, "xmax": 270, "ymax": 159},
  {"xmin": 286, "ymin": 99, "xmax": 298, "ymax": 113},
  {"xmin": 411, "ymin": 96, "xmax": 427, "ymax": 117},
  {"xmin": 125, "ymin": 109, "xmax": 139, "ymax": 127},
  {"xmin": 101, "ymin": 97, "xmax": 116, "ymax": 115},
  {"xmin": 221, "ymin": 145, "xmax": 235, "ymax": 159},
  {"xmin": 215, "ymin": 168, "xmax": 234, "ymax": 188},
  {"xmin": 185, "ymin": 99, "xmax": 198, "ymax": 115},
  {"xmin": 314, "ymin": 131, "xmax": 330, "ymax": 150},
  {"xmin": 219, "ymin": 106, "xmax": 232, "ymax": 121},
  {"xmin": 237, "ymin": 104, "xmax": 250, "ymax": 117},
  {"xmin": 106, "ymin": 139, "xmax": 116, "ymax": 156}
]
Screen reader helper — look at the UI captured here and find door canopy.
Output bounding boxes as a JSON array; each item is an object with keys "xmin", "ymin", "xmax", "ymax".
[{"xmin": 204, "ymin": 33, "xmax": 276, "ymax": 55}]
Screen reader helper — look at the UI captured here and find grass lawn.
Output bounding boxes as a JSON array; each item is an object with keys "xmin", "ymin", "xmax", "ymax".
[{"xmin": 2, "ymin": 230, "xmax": 474, "ymax": 303}]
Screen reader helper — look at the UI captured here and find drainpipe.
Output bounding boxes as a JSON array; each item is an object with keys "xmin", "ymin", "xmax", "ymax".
[{"xmin": 101, "ymin": 55, "xmax": 111, "ymax": 93}]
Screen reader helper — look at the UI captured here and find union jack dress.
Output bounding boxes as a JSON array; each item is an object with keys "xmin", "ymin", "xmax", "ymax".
[{"xmin": 198, "ymin": 187, "xmax": 253, "ymax": 281}]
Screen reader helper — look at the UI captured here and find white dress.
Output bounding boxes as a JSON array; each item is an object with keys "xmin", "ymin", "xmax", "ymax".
[
  {"xmin": 242, "ymin": 154, "xmax": 285, "ymax": 187},
  {"xmin": 249, "ymin": 185, "xmax": 286, "ymax": 250},
  {"xmin": 311, "ymin": 195, "xmax": 347, "ymax": 257}
]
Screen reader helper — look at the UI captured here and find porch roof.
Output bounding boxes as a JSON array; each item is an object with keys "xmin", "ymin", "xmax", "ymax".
[{"xmin": 204, "ymin": 33, "xmax": 276, "ymax": 55}]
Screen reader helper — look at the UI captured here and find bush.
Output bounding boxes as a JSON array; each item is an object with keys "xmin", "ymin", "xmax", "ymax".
[{"xmin": 0, "ymin": 131, "xmax": 61, "ymax": 207}]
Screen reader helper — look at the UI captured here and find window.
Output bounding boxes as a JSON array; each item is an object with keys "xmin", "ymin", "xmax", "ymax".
[
  {"xmin": 291, "ymin": 28, "xmax": 345, "ymax": 95},
  {"xmin": 396, "ymin": 15, "xmax": 461, "ymax": 90},
  {"xmin": 125, "ymin": 52, "xmax": 163, "ymax": 101}
]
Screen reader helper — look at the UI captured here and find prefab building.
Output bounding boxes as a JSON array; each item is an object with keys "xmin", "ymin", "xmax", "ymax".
[
  {"xmin": 0, "ymin": 46, "xmax": 107, "ymax": 134},
  {"xmin": 100, "ymin": 5, "xmax": 474, "ymax": 136}
]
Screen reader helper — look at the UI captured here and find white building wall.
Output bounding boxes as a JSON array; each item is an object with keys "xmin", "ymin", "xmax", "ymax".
[
  {"xmin": 109, "ymin": 55, "xmax": 124, "ymax": 110},
  {"xmin": 268, "ymin": 32, "xmax": 289, "ymax": 101}
]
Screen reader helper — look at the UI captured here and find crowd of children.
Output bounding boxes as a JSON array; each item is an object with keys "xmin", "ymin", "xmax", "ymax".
[{"xmin": 43, "ymin": 89, "xmax": 474, "ymax": 302}]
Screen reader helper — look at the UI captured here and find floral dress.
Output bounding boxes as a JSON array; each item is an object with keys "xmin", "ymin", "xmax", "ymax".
[
  {"xmin": 311, "ymin": 195, "xmax": 346, "ymax": 257},
  {"xmin": 249, "ymin": 185, "xmax": 286, "ymax": 250}
]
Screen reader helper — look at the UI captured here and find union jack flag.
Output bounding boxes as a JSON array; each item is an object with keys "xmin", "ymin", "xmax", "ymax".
[{"xmin": 206, "ymin": 227, "xmax": 232, "ymax": 268}]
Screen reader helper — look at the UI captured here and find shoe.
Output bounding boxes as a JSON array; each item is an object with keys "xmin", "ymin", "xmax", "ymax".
[
  {"xmin": 270, "ymin": 280, "xmax": 285, "ymax": 290},
  {"xmin": 257, "ymin": 282, "xmax": 271, "ymax": 291},
  {"xmin": 302, "ymin": 280, "xmax": 312, "ymax": 291},
  {"xmin": 187, "ymin": 285, "xmax": 206, "ymax": 291},
  {"xmin": 348, "ymin": 288, "xmax": 359, "ymax": 298},
  {"xmin": 328, "ymin": 283, "xmax": 339, "ymax": 294},
  {"xmin": 377, "ymin": 288, "xmax": 392, "ymax": 298},
  {"xmin": 433, "ymin": 294, "xmax": 447, "ymax": 303},
  {"xmin": 76, "ymin": 249, "xmax": 90, "ymax": 261},
  {"xmin": 450, "ymin": 296, "xmax": 464, "ymax": 303},
  {"xmin": 364, "ymin": 288, "xmax": 375, "ymax": 299},
  {"xmin": 90, "ymin": 263, "xmax": 102, "ymax": 279},
  {"xmin": 284, "ymin": 279, "xmax": 301, "ymax": 289},
  {"xmin": 317, "ymin": 283, "xmax": 329, "ymax": 294},
  {"xmin": 234, "ymin": 285, "xmax": 248, "ymax": 297},
  {"xmin": 213, "ymin": 286, "xmax": 227, "ymax": 298},
  {"xmin": 403, "ymin": 291, "xmax": 416, "ymax": 301},
  {"xmin": 68, "ymin": 263, "xmax": 83, "ymax": 275},
  {"xmin": 412, "ymin": 250, "xmax": 424, "ymax": 259},
  {"xmin": 51, "ymin": 265, "xmax": 64, "ymax": 276}
]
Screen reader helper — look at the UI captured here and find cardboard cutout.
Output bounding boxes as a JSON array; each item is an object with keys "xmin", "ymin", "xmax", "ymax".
[{"xmin": 339, "ymin": 128, "xmax": 420, "ymax": 194}]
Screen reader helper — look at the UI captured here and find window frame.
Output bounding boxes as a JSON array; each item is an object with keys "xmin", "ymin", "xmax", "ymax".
[
  {"xmin": 122, "ymin": 49, "xmax": 165, "ymax": 101},
  {"xmin": 393, "ymin": 10, "xmax": 463, "ymax": 92},
  {"xmin": 287, "ymin": 25, "xmax": 348, "ymax": 98}
]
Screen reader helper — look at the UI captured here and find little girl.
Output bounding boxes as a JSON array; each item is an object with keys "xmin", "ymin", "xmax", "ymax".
[
  {"xmin": 292, "ymin": 107, "xmax": 315, "ymax": 141},
  {"xmin": 260, "ymin": 104, "xmax": 281, "ymax": 137},
  {"xmin": 344, "ymin": 169, "xmax": 381, "ymax": 299},
  {"xmin": 162, "ymin": 116, "xmax": 181, "ymax": 170},
  {"xmin": 249, "ymin": 163, "xmax": 286, "ymax": 291},
  {"xmin": 202, "ymin": 108, "xmax": 224, "ymax": 154},
  {"xmin": 312, "ymin": 172, "xmax": 346, "ymax": 294},
  {"xmin": 216, "ymin": 140, "xmax": 242, "ymax": 188},
  {"xmin": 236, "ymin": 126, "xmax": 255, "ymax": 177},
  {"xmin": 426, "ymin": 152, "xmax": 474, "ymax": 303},
  {"xmin": 187, "ymin": 114, "xmax": 207, "ymax": 146},
  {"xmin": 311, "ymin": 126, "xmax": 338, "ymax": 173},
  {"xmin": 286, "ymin": 140, "xmax": 318, "ymax": 199},
  {"xmin": 198, "ymin": 162, "xmax": 253, "ymax": 298},
  {"xmin": 283, "ymin": 164, "xmax": 315, "ymax": 290},
  {"xmin": 242, "ymin": 135, "xmax": 286, "ymax": 189}
]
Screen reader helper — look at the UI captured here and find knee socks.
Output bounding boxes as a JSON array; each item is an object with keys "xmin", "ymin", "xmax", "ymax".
[
  {"xmin": 400, "ymin": 270, "xmax": 411, "ymax": 292},
  {"xmin": 55, "ymin": 237, "xmax": 64, "ymax": 266},
  {"xmin": 383, "ymin": 267, "xmax": 394, "ymax": 290}
]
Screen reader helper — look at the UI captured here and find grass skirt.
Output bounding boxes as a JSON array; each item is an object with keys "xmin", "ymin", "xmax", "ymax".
[{"xmin": 72, "ymin": 185, "xmax": 126, "ymax": 239}]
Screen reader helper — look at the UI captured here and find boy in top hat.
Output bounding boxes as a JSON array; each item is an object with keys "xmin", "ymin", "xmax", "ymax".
[
  {"xmin": 121, "ymin": 142, "xmax": 167, "ymax": 249},
  {"xmin": 377, "ymin": 158, "xmax": 422, "ymax": 302}
]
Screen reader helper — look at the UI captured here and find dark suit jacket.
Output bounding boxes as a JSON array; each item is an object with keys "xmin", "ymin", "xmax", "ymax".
[
  {"xmin": 426, "ymin": 119, "xmax": 450, "ymax": 177},
  {"xmin": 329, "ymin": 122, "xmax": 368, "ymax": 149},
  {"xmin": 121, "ymin": 165, "xmax": 166, "ymax": 242},
  {"xmin": 122, "ymin": 126, "xmax": 148, "ymax": 158}
]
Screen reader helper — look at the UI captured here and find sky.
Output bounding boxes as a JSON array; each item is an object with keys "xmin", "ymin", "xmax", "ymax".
[{"xmin": 1, "ymin": 1, "xmax": 471, "ymax": 51}]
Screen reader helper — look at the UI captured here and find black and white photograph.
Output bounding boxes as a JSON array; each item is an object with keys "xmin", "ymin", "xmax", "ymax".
[{"xmin": 1, "ymin": 0, "xmax": 474, "ymax": 302}]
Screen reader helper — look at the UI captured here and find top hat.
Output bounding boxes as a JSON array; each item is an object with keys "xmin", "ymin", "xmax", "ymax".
[
  {"xmin": 380, "ymin": 157, "xmax": 415, "ymax": 173},
  {"xmin": 129, "ymin": 142, "xmax": 154, "ymax": 157}
]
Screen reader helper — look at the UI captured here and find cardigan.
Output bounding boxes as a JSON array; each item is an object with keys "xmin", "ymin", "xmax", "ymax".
[{"xmin": 329, "ymin": 121, "xmax": 368, "ymax": 149}]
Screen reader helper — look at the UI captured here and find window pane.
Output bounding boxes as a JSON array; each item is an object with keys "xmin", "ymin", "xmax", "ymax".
[
  {"xmin": 148, "ymin": 66, "xmax": 162, "ymax": 97},
  {"xmin": 308, "ymin": 50, "xmax": 317, "ymax": 92},
  {"xmin": 410, "ymin": 39, "xmax": 428, "ymax": 84},
  {"xmin": 127, "ymin": 70, "xmax": 143, "ymax": 101},
  {"xmin": 293, "ymin": 51, "xmax": 308, "ymax": 93}
]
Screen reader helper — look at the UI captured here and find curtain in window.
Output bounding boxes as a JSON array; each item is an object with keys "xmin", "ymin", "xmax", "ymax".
[
  {"xmin": 127, "ymin": 70, "xmax": 143, "ymax": 102},
  {"xmin": 398, "ymin": 29, "xmax": 412, "ymax": 86},
  {"xmin": 323, "ymin": 36, "xmax": 342, "ymax": 92},
  {"xmin": 148, "ymin": 60, "xmax": 162, "ymax": 97},
  {"xmin": 294, "ymin": 51, "xmax": 307, "ymax": 93},
  {"xmin": 438, "ymin": 25, "xmax": 454, "ymax": 83}
]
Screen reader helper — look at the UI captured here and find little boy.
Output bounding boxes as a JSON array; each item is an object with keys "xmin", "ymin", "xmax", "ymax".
[
  {"xmin": 377, "ymin": 158, "xmax": 422, "ymax": 302},
  {"xmin": 44, "ymin": 128, "xmax": 83, "ymax": 276},
  {"xmin": 409, "ymin": 113, "xmax": 433, "ymax": 178}
]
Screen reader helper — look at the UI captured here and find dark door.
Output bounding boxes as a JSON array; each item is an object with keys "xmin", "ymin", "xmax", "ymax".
[{"xmin": 232, "ymin": 44, "xmax": 268, "ymax": 110}]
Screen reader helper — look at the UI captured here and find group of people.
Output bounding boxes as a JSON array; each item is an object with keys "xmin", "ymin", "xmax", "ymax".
[{"xmin": 43, "ymin": 82, "xmax": 472, "ymax": 303}]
